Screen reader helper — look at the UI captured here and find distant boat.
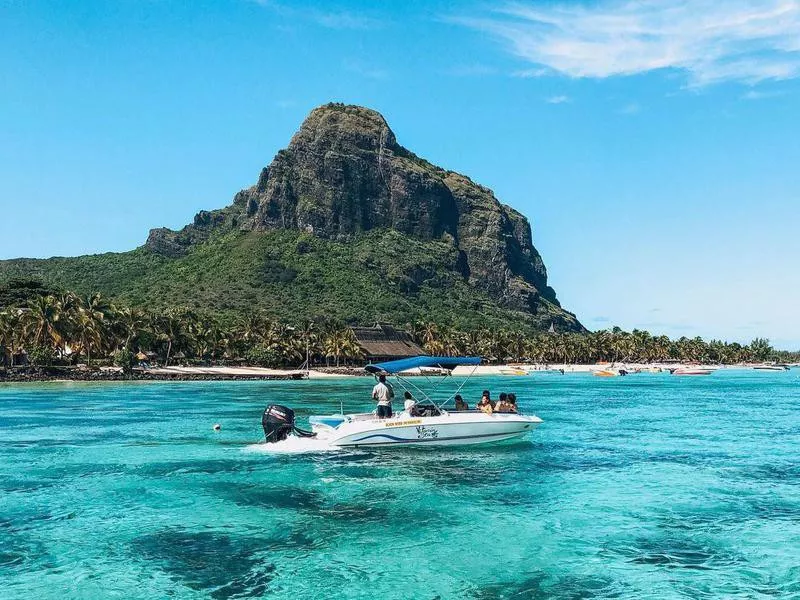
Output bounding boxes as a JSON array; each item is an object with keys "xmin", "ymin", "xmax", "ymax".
[
  {"xmin": 499, "ymin": 367, "xmax": 529, "ymax": 376},
  {"xmin": 592, "ymin": 369, "xmax": 628, "ymax": 377},
  {"xmin": 594, "ymin": 369, "xmax": 619, "ymax": 377},
  {"xmin": 672, "ymin": 367, "xmax": 714, "ymax": 376},
  {"xmin": 753, "ymin": 364, "xmax": 789, "ymax": 371}
]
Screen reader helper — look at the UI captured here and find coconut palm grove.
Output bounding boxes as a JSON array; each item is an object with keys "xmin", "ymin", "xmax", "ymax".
[{"xmin": 1, "ymin": 279, "xmax": 796, "ymax": 375}]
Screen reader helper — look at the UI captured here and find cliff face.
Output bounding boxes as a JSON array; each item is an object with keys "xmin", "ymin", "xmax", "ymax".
[{"xmin": 145, "ymin": 103, "xmax": 580, "ymax": 328}]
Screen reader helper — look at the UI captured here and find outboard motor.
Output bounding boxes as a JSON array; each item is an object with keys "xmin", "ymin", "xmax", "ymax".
[{"xmin": 262, "ymin": 405, "xmax": 316, "ymax": 443}]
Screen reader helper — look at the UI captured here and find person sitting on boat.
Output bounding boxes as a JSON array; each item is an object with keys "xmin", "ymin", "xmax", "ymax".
[
  {"xmin": 506, "ymin": 393, "xmax": 519, "ymax": 413},
  {"xmin": 454, "ymin": 394, "xmax": 468, "ymax": 411},
  {"xmin": 495, "ymin": 392, "xmax": 512, "ymax": 413},
  {"xmin": 477, "ymin": 393, "xmax": 493, "ymax": 415},
  {"xmin": 372, "ymin": 374, "xmax": 394, "ymax": 419},
  {"xmin": 403, "ymin": 391, "xmax": 417, "ymax": 414}
]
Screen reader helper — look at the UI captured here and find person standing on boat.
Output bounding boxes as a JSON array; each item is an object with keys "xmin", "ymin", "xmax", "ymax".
[{"xmin": 372, "ymin": 374, "xmax": 394, "ymax": 419}]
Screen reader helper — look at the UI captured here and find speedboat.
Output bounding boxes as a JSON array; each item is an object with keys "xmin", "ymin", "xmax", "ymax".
[
  {"xmin": 753, "ymin": 364, "xmax": 789, "ymax": 371},
  {"xmin": 499, "ymin": 367, "xmax": 529, "ymax": 376},
  {"xmin": 593, "ymin": 369, "xmax": 618, "ymax": 377},
  {"xmin": 671, "ymin": 367, "xmax": 714, "ymax": 376},
  {"xmin": 261, "ymin": 356, "xmax": 543, "ymax": 448},
  {"xmin": 593, "ymin": 368, "xmax": 629, "ymax": 377}
]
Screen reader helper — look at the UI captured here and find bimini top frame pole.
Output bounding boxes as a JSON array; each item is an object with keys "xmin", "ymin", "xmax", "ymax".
[{"xmin": 365, "ymin": 356, "xmax": 482, "ymax": 409}]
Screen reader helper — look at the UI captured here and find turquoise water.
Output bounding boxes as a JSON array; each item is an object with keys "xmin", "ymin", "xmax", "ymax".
[{"xmin": 2, "ymin": 371, "xmax": 799, "ymax": 599}]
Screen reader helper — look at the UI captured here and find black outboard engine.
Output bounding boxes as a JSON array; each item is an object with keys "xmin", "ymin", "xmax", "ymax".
[{"xmin": 262, "ymin": 405, "xmax": 316, "ymax": 443}]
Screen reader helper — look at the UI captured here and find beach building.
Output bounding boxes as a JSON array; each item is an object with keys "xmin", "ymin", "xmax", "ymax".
[{"xmin": 349, "ymin": 323, "xmax": 424, "ymax": 363}]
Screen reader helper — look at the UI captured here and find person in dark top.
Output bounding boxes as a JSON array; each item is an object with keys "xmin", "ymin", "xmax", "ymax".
[
  {"xmin": 495, "ymin": 392, "xmax": 513, "ymax": 413},
  {"xmin": 454, "ymin": 394, "xmax": 468, "ymax": 411},
  {"xmin": 506, "ymin": 393, "xmax": 519, "ymax": 413}
]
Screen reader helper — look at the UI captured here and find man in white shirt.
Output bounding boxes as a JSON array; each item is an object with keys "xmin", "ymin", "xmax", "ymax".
[{"xmin": 372, "ymin": 374, "xmax": 394, "ymax": 419}]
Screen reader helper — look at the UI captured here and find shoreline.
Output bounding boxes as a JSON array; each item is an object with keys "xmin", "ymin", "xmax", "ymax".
[{"xmin": 1, "ymin": 362, "xmax": 794, "ymax": 383}]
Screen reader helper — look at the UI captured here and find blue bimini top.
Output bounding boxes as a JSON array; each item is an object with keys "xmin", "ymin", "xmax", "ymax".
[{"xmin": 364, "ymin": 356, "xmax": 481, "ymax": 374}]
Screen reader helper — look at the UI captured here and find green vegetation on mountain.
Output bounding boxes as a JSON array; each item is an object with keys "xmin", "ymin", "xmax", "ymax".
[{"xmin": 0, "ymin": 229, "xmax": 571, "ymax": 331}]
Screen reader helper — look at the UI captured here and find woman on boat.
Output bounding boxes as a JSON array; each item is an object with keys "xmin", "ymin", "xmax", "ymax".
[
  {"xmin": 477, "ymin": 392, "xmax": 493, "ymax": 415},
  {"xmin": 454, "ymin": 394, "xmax": 469, "ymax": 411},
  {"xmin": 403, "ymin": 391, "xmax": 417, "ymax": 413},
  {"xmin": 494, "ymin": 393, "xmax": 513, "ymax": 413}
]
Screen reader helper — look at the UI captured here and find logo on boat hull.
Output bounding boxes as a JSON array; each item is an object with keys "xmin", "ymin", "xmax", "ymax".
[{"xmin": 416, "ymin": 426, "xmax": 439, "ymax": 440}]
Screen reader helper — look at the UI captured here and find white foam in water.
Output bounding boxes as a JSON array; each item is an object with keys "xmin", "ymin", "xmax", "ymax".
[{"xmin": 244, "ymin": 435, "xmax": 341, "ymax": 454}]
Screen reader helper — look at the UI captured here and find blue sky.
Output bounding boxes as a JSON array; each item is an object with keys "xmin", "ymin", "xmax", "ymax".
[{"xmin": 1, "ymin": 0, "xmax": 799, "ymax": 348}]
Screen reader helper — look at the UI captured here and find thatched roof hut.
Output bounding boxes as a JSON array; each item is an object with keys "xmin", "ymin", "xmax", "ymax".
[{"xmin": 350, "ymin": 324, "xmax": 424, "ymax": 363}]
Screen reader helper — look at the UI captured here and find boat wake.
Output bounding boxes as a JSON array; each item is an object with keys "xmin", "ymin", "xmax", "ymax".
[{"xmin": 244, "ymin": 435, "xmax": 340, "ymax": 454}]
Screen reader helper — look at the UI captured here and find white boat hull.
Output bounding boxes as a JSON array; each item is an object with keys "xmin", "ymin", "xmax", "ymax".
[{"xmin": 312, "ymin": 412, "xmax": 542, "ymax": 448}]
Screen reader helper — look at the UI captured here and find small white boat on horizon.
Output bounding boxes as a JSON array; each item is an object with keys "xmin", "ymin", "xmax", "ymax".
[
  {"xmin": 753, "ymin": 364, "xmax": 789, "ymax": 371},
  {"xmin": 671, "ymin": 367, "xmax": 715, "ymax": 376}
]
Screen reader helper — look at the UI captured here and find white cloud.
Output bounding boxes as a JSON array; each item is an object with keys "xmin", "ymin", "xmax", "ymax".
[
  {"xmin": 310, "ymin": 10, "xmax": 382, "ymax": 30},
  {"xmin": 456, "ymin": 0, "xmax": 800, "ymax": 87},
  {"xmin": 248, "ymin": 2, "xmax": 382, "ymax": 30},
  {"xmin": 618, "ymin": 101, "xmax": 641, "ymax": 114},
  {"xmin": 446, "ymin": 63, "xmax": 498, "ymax": 76},
  {"xmin": 741, "ymin": 89, "xmax": 785, "ymax": 99},
  {"xmin": 343, "ymin": 59, "xmax": 388, "ymax": 80},
  {"xmin": 545, "ymin": 94, "xmax": 571, "ymax": 103}
]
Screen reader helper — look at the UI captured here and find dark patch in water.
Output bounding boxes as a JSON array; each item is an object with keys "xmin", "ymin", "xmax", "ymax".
[
  {"xmin": 659, "ymin": 494, "xmax": 800, "ymax": 533},
  {"xmin": 137, "ymin": 459, "xmax": 254, "ymax": 477},
  {"xmin": 469, "ymin": 571, "xmax": 619, "ymax": 599},
  {"xmin": 406, "ymin": 459, "xmax": 506, "ymax": 487},
  {"xmin": 528, "ymin": 442, "xmax": 629, "ymax": 474},
  {"xmin": 210, "ymin": 483, "xmax": 325, "ymax": 511},
  {"xmin": 0, "ymin": 534, "xmax": 54, "ymax": 573},
  {"xmin": 319, "ymin": 502, "xmax": 385, "ymax": 524},
  {"xmin": 747, "ymin": 495, "xmax": 800, "ymax": 521},
  {"xmin": 737, "ymin": 463, "xmax": 800, "ymax": 484},
  {"xmin": 0, "ymin": 478, "xmax": 58, "ymax": 493},
  {"xmin": 326, "ymin": 465, "xmax": 382, "ymax": 479},
  {"xmin": 605, "ymin": 534, "xmax": 743, "ymax": 571},
  {"xmin": 131, "ymin": 528, "xmax": 275, "ymax": 598}
]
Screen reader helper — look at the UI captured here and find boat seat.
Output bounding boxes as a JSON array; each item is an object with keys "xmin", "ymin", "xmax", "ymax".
[{"xmin": 409, "ymin": 404, "xmax": 441, "ymax": 417}]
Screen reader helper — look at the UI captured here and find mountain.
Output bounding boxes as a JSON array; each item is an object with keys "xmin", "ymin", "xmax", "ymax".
[{"xmin": 0, "ymin": 103, "xmax": 584, "ymax": 332}]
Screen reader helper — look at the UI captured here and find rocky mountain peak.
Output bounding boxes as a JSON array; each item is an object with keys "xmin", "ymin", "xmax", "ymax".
[{"xmin": 145, "ymin": 103, "xmax": 583, "ymax": 330}]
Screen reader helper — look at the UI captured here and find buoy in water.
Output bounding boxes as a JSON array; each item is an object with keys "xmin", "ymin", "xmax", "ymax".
[{"xmin": 213, "ymin": 423, "xmax": 221, "ymax": 431}]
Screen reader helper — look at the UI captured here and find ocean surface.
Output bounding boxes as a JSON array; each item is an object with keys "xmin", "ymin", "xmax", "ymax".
[{"xmin": 1, "ymin": 370, "xmax": 799, "ymax": 599}]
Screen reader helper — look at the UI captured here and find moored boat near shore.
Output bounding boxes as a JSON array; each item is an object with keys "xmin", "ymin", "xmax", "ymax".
[{"xmin": 671, "ymin": 367, "xmax": 715, "ymax": 376}]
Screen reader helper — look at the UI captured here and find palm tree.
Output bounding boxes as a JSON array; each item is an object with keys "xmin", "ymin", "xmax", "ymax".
[
  {"xmin": 297, "ymin": 320, "xmax": 320, "ymax": 368},
  {"xmin": 23, "ymin": 295, "xmax": 66, "ymax": 352},
  {"xmin": 323, "ymin": 328, "xmax": 348, "ymax": 367},
  {"xmin": 0, "ymin": 310, "xmax": 21, "ymax": 367},
  {"xmin": 113, "ymin": 307, "xmax": 148, "ymax": 351},
  {"xmin": 151, "ymin": 308, "xmax": 193, "ymax": 366},
  {"xmin": 73, "ymin": 309, "xmax": 103, "ymax": 366}
]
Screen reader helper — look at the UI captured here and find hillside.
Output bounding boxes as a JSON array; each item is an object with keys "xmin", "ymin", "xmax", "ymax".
[{"xmin": 0, "ymin": 103, "xmax": 584, "ymax": 332}]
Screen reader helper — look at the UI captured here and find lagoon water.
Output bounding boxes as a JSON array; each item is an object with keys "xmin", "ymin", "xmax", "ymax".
[{"xmin": 1, "ymin": 371, "xmax": 799, "ymax": 599}]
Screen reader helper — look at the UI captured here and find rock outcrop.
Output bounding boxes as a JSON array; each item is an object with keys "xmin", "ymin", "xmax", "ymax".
[{"xmin": 145, "ymin": 103, "xmax": 581, "ymax": 328}]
